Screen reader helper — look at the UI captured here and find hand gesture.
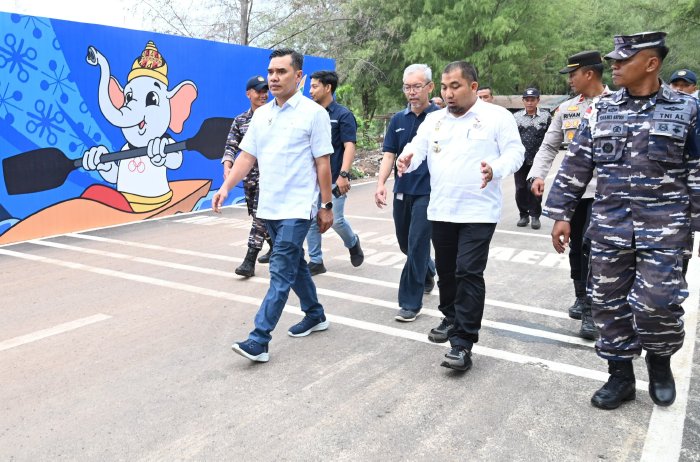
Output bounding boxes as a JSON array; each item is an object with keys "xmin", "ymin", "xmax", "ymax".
[
  {"xmin": 480, "ymin": 161, "xmax": 493, "ymax": 189},
  {"xmin": 396, "ymin": 153, "xmax": 413, "ymax": 177}
]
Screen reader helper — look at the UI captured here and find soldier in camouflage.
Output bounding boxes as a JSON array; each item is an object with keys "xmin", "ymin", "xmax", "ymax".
[
  {"xmin": 222, "ymin": 76, "xmax": 273, "ymax": 278},
  {"xmin": 543, "ymin": 32, "xmax": 700, "ymax": 410}
]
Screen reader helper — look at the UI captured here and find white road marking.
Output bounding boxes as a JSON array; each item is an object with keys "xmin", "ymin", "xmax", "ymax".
[
  {"xmin": 0, "ymin": 247, "xmax": 638, "ymax": 388},
  {"xmin": 640, "ymin": 237, "xmax": 700, "ymax": 462},
  {"xmin": 31, "ymin": 239, "xmax": 588, "ymax": 347},
  {"xmin": 0, "ymin": 314, "xmax": 111, "ymax": 352},
  {"xmin": 66, "ymin": 234, "xmax": 570, "ymax": 320}
]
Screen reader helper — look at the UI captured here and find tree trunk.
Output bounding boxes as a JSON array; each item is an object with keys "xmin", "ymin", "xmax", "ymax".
[{"xmin": 239, "ymin": 0, "xmax": 251, "ymax": 45}]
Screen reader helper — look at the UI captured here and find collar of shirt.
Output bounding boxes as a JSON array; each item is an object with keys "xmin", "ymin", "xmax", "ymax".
[
  {"xmin": 273, "ymin": 90, "xmax": 303, "ymax": 109},
  {"xmin": 402, "ymin": 102, "xmax": 440, "ymax": 117}
]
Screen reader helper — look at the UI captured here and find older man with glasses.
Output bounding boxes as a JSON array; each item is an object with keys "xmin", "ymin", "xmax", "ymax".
[{"xmin": 375, "ymin": 64, "xmax": 440, "ymax": 323}]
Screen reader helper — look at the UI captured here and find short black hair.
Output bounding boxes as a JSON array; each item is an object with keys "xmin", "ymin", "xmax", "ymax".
[
  {"xmin": 652, "ymin": 46, "xmax": 669, "ymax": 62},
  {"xmin": 580, "ymin": 63, "xmax": 604, "ymax": 79},
  {"xmin": 269, "ymin": 48, "xmax": 304, "ymax": 71},
  {"xmin": 443, "ymin": 61, "xmax": 478, "ymax": 83},
  {"xmin": 310, "ymin": 70, "xmax": 339, "ymax": 94},
  {"xmin": 477, "ymin": 85, "xmax": 492, "ymax": 94}
]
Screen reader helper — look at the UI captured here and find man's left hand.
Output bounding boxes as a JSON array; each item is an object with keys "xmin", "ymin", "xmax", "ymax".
[
  {"xmin": 317, "ymin": 209, "xmax": 334, "ymax": 233},
  {"xmin": 480, "ymin": 161, "xmax": 493, "ymax": 189},
  {"xmin": 337, "ymin": 176, "xmax": 351, "ymax": 195}
]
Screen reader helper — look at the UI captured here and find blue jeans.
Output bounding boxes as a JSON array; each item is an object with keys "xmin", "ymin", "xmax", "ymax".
[
  {"xmin": 249, "ymin": 218, "xmax": 325, "ymax": 345},
  {"xmin": 306, "ymin": 184, "xmax": 358, "ymax": 264},
  {"xmin": 393, "ymin": 193, "xmax": 435, "ymax": 312}
]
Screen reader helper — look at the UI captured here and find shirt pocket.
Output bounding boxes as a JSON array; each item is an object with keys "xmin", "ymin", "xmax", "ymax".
[
  {"xmin": 592, "ymin": 123, "xmax": 626, "ymax": 163},
  {"xmin": 648, "ymin": 120, "xmax": 688, "ymax": 164}
]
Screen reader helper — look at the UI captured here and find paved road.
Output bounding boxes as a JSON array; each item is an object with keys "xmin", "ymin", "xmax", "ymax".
[{"xmin": 1, "ymin": 173, "xmax": 699, "ymax": 461}]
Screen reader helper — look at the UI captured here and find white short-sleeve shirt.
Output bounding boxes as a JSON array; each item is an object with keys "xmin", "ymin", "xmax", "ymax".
[{"xmin": 240, "ymin": 91, "xmax": 333, "ymax": 220}]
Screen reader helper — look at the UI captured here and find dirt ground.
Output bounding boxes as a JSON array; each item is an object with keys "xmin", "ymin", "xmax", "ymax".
[{"xmin": 353, "ymin": 148, "xmax": 384, "ymax": 178}]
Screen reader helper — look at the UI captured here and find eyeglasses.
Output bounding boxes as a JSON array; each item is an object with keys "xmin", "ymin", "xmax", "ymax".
[{"xmin": 402, "ymin": 82, "xmax": 431, "ymax": 93}]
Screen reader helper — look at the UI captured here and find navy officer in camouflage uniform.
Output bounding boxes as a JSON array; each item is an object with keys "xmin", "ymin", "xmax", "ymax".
[
  {"xmin": 222, "ymin": 75, "xmax": 273, "ymax": 277},
  {"xmin": 544, "ymin": 32, "xmax": 700, "ymax": 410}
]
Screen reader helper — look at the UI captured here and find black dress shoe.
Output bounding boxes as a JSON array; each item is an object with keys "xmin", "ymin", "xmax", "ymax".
[
  {"xmin": 646, "ymin": 353, "xmax": 676, "ymax": 406},
  {"xmin": 424, "ymin": 275, "xmax": 435, "ymax": 294},
  {"xmin": 516, "ymin": 216, "xmax": 529, "ymax": 227},
  {"xmin": 530, "ymin": 217, "xmax": 541, "ymax": 230},
  {"xmin": 307, "ymin": 261, "xmax": 327, "ymax": 276},
  {"xmin": 441, "ymin": 346, "xmax": 472, "ymax": 371},
  {"xmin": 591, "ymin": 360, "xmax": 636, "ymax": 410}
]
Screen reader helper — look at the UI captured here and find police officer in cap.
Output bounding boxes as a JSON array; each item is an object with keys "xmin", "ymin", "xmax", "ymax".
[
  {"xmin": 544, "ymin": 32, "xmax": 700, "ymax": 410},
  {"xmin": 528, "ymin": 50, "xmax": 609, "ymax": 340}
]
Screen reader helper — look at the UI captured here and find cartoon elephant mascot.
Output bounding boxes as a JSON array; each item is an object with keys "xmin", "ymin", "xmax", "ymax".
[{"xmin": 81, "ymin": 41, "xmax": 198, "ymax": 212}]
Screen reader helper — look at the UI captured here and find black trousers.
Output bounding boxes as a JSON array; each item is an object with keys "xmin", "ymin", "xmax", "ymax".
[
  {"xmin": 432, "ymin": 221, "xmax": 496, "ymax": 349},
  {"xmin": 514, "ymin": 162, "xmax": 542, "ymax": 218},
  {"xmin": 569, "ymin": 198, "xmax": 593, "ymax": 282}
]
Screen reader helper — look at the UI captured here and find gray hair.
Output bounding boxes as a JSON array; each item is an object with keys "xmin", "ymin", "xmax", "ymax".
[{"xmin": 403, "ymin": 64, "xmax": 432, "ymax": 83}]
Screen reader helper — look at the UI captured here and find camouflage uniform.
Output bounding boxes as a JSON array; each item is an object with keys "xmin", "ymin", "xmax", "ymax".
[
  {"xmin": 543, "ymin": 82, "xmax": 700, "ymax": 360},
  {"xmin": 223, "ymin": 108, "xmax": 269, "ymax": 250}
]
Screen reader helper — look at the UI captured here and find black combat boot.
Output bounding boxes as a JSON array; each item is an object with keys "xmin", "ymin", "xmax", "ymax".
[
  {"xmin": 579, "ymin": 304, "xmax": 598, "ymax": 340},
  {"xmin": 591, "ymin": 360, "xmax": 636, "ymax": 410},
  {"xmin": 257, "ymin": 238, "xmax": 273, "ymax": 264},
  {"xmin": 235, "ymin": 248, "xmax": 259, "ymax": 278},
  {"xmin": 645, "ymin": 353, "xmax": 676, "ymax": 406},
  {"xmin": 568, "ymin": 280, "xmax": 586, "ymax": 320}
]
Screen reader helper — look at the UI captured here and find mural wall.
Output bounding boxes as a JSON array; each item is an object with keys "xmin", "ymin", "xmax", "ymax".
[{"xmin": 0, "ymin": 11, "xmax": 334, "ymax": 245}]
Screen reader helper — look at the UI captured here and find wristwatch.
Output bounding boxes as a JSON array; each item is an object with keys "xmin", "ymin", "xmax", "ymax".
[
  {"xmin": 339, "ymin": 170, "xmax": 350, "ymax": 179},
  {"xmin": 320, "ymin": 201, "xmax": 333, "ymax": 210}
]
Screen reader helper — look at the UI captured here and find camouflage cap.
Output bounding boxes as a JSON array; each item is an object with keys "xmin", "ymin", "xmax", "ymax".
[{"xmin": 604, "ymin": 31, "xmax": 667, "ymax": 60}]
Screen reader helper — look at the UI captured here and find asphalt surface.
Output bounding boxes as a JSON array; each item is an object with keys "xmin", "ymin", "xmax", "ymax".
[{"xmin": 1, "ymin": 168, "xmax": 699, "ymax": 461}]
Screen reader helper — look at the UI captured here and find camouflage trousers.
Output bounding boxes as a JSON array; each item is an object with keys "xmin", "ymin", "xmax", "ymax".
[
  {"xmin": 243, "ymin": 166, "xmax": 269, "ymax": 250},
  {"xmin": 589, "ymin": 241, "xmax": 687, "ymax": 360}
]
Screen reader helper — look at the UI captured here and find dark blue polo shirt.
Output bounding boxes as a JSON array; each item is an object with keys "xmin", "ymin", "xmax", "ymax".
[
  {"xmin": 326, "ymin": 101, "xmax": 357, "ymax": 183},
  {"xmin": 382, "ymin": 103, "xmax": 440, "ymax": 195}
]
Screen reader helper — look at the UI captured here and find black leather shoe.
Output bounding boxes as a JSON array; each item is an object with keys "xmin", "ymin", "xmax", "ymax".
[
  {"xmin": 257, "ymin": 247, "xmax": 272, "ymax": 264},
  {"xmin": 579, "ymin": 304, "xmax": 598, "ymax": 340},
  {"xmin": 530, "ymin": 217, "xmax": 541, "ymax": 230},
  {"xmin": 646, "ymin": 353, "xmax": 676, "ymax": 406},
  {"xmin": 428, "ymin": 318, "xmax": 453, "ymax": 343},
  {"xmin": 308, "ymin": 261, "xmax": 327, "ymax": 276},
  {"xmin": 441, "ymin": 346, "xmax": 472, "ymax": 371},
  {"xmin": 349, "ymin": 235, "xmax": 364, "ymax": 267},
  {"xmin": 235, "ymin": 248, "xmax": 259, "ymax": 278},
  {"xmin": 516, "ymin": 216, "xmax": 529, "ymax": 227},
  {"xmin": 591, "ymin": 360, "xmax": 636, "ymax": 410},
  {"xmin": 424, "ymin": 274, "xmax": 435, "ymax": 294}
]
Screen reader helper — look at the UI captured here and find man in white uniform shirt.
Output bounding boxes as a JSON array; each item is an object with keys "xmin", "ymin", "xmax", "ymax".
[
  {"xmin": 397, "ymin": 61, "xmax": 524, "ymax": 372},
  {"xmin": 213, "ymin": 48, "xmax": 334, "ymax": 363}
]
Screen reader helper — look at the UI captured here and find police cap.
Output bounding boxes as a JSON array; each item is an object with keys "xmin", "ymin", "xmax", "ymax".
[
  {"xmin": 558, "ymin": 50, "xmax": 603, "ymax": 74},
  {"xmin": 604, "ymin": 31, "xmax": 668, "ymax": 61}
]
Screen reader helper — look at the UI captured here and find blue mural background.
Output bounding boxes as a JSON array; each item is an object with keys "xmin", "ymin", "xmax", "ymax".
[{"xmin": 0, "ymin": 11, "xmax": 334, "ymax": 241}]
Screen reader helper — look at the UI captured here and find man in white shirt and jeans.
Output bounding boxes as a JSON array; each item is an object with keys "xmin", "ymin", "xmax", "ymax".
[
  {"xmin": 213, "ymin": 48, "xmax": 334, "ymax": 363},
  {"xmin": 397, "ymin": 61, "xmax": 524, "ymax": 372}
]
